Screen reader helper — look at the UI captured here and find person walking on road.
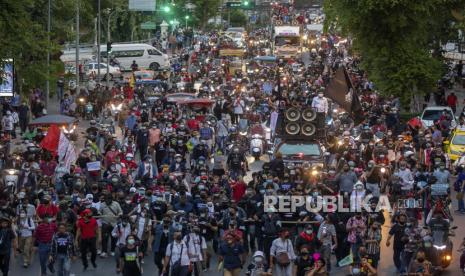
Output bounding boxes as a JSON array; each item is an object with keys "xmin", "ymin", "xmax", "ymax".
[
  {"xmin": 50, "ymin": 223, "xmax": 76, "ymax": 276},
  {"xmin": 75, "ymin": 209, "xmax": 99, "ymax": 271},
  {"xmin": 34, "ymin": 215, "xmax": 57, "ymax": 276},
  {"xmin": 0, "ymin": 217, "xmax": 17, "ymax": 276}
]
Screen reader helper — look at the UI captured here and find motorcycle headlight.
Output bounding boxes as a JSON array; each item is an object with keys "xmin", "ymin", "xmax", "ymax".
[
  {"xmin": 433, "ymin": 245, "xmax": 446, "ymax": 250},
  {"xmin": 239, "ymin": 131, "xmax": 247, "ymax": 136},
  {"xmin": 445, "ymin": 255, "xmax": 451, "ymax": 261},
  {"xmin": 7, "ymin": 170, "xmax": 15, "ymax": 175},
  {"xmin": 380, "ymin": 167, "xmax": 386, "ymax": 174}
]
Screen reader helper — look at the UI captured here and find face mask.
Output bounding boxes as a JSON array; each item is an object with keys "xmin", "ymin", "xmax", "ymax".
[
  {"xmin": 367, "ymin": 164, "xmax": 373, "ymax": 168},
  {"xmin": 352, "ymin": 268, "xmax": 360, "ymax": 274},
  {"xmin": 176, "ymin": 158, "xmax": 182, "ymax": 162},
  {"xmin": 305, "ymin": 230, "xmax": 313, "ymax": 235},
  {"xmin": 127, "ymin": 239, "xmax": 135, "ymax": 245},
  {"xmin": 20, "ymin": 213, "xmax": 26, "ymax": 218},
  {"xmin": 440, "ymin": 166, "xmax": 445, "ymax": 170},
  {"xmin": 126, "ymin": 200, "xmax": 131, "ymax": 204},
  {"xmin": 47, "ymin": 218, "xmax": 53, "ymax": 223},
  {"xmin": 147, "ymin": 159, "xmax": 153, "ymax": 163},
  {"xmin": 318, "ymin": 93, "xmax": 323, "ymax": 98},
  {"xmin": 312, "ymin": 192, "xmax": 319, "ymax": 197},
  {"xmin": 259, "ymin": 189, "xmax": 265, "ymax": 194}
]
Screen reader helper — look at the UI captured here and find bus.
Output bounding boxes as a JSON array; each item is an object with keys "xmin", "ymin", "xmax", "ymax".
[{"xmin": 100, "ymin": 43, "xmax": 169, "ymax": 71}]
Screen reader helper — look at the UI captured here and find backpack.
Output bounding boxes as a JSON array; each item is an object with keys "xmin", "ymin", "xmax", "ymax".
[
  {"xmin": 275, "ymin": 240, "xmax": 291, "ymax": 267},
  {"xmin": 262, "ymin": 216, "xmax": 278, "ymax": 236}
]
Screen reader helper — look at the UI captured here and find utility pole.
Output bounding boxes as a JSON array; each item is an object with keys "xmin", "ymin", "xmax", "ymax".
[
  {"xmin": 106, "ymin": 8, "xmax": 111, "ymax": 88},
  {"xmin": 46, "ymin": 0, "xmax": 51, "ymax": 108},
  {"xmin": 75, "ymin": 0, "xmax": 80, "ymax": 91},
  {"xmin": 97, "ymin": 0, "xmax": 101, "ymax": 83}
]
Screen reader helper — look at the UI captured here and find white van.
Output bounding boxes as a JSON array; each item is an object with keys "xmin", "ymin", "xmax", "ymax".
[{"xmin": 100, "ymin": 43, "xmax": 169, "ymax": 71}]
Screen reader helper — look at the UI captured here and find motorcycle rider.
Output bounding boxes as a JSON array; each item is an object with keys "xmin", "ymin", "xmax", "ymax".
[{"xmin": 227, "ymin": 147, "xmax": 247, "ymax": 179}]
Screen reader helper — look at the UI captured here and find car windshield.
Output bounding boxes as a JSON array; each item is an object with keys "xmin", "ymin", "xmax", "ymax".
[
  {"xmin": 452, "ymin": 133, "xmax": 465, "ymax": 145},
  {"xmin": 278, "ymin": 143, "xmax": 321, "ymax": 156},
  {"xmin": 422, "ymin": 109, "xmax": 453, "ymax": 121},
  {"xmin": 275, "ymin": 36, "xmax": 300, "ymax": 46}
]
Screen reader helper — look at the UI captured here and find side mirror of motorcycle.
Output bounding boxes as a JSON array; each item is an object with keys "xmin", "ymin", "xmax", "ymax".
[{"xmin": 443, "ymin": 140, "xmax": 450, "ymax": 145}]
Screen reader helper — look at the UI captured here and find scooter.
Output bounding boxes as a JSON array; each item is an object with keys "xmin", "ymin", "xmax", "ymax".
[{"xmin": 250, "ymin": 134, "xmax": 264, "ymax": 161}]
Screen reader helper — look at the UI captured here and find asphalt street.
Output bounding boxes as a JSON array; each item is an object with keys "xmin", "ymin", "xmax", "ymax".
[{"xmin": 8, "ymin": 64, "xmax": 465, "ymax": 276}]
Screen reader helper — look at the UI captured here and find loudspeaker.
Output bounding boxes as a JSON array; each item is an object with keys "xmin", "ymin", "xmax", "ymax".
[{"xmin": 280, "ymin": 107, "xmax": 317, "ymax": 136}]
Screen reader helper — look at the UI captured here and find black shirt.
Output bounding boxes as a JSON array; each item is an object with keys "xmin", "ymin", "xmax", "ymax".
[
  {"xmin": 121, "ymin": 246, "xmax": 141, "ymax": 275},
  {"xmin": 389, "ymin": 223, "xmax": 407, "ymax": 249},
  {"xmin": 294, "ymin": 256, "xmax": 314, "ymax": 276}
]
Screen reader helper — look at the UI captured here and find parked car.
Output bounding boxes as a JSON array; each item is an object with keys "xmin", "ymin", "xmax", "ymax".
[
  {"xmin": 85, "ymin": 62, "xmax": 121, "ymax": 80},
  {"xmin": 420, "ymin": 106, "xmax": 457, "ymax": 129}
]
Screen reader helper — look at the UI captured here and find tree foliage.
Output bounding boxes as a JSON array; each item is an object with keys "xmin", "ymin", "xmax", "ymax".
[{"xmin": 324, "ymin": 0, "xmax": 465, "ymax": 106}]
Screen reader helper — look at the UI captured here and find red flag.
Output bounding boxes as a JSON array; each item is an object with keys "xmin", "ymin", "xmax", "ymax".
[{"xmin": 39, "ymin": 124, "xmax": 60, "ymax": 155}]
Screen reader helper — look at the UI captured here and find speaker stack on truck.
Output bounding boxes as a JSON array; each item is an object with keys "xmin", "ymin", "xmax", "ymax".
[{"xmin": 277, "ymin": 107, "xmax": 321, "ymax": 138}]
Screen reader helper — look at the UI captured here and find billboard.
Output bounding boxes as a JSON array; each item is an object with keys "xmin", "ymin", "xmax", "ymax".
[
  {"xmin": 0, "ymin": 59, "xmax": 14, "ymax": 97},
  {"xmin": 129, "ymin": 0, "xmax": 156, "ymax": 11}
]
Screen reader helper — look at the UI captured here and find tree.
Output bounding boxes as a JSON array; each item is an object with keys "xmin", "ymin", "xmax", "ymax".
[
  {"xmin": 324, "ymin": 0, "xmax": 465, "ymax": 108},
  {"xmin": 225, "ymin": 9, "xmax": 247, "ymax": 27}
]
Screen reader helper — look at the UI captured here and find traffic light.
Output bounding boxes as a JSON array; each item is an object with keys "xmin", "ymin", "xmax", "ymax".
[
  {"xmin": 107, "ymin": 42, "xmax": 112, "ymax": 53},
  {"xmin": 185, "ymin": 15, "xmax": 189, "ymax": 20},
  {"xmin": 163, "ymin": 6, "xmax": 170, "ymax": 12}
]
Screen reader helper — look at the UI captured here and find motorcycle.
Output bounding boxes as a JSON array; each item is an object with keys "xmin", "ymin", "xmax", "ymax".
[
  {"xmin": 423, "ymin": 225, "xmax": 457, "ymax": 273},
  {"xmin": 250, "ymin": 134, "xmax": 264, "ymax": 161},
  {"xmin": 3, "ymin": 169, "xmax": 18, "ymax": 194},
  {"xmin": 85, "ymin": 102, "xmax": 94, "ymax": 120}
]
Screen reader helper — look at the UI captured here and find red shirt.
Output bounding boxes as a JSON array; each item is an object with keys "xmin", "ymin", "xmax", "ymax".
[
  {"xmin": 231, "ymin": 181, "xmax": 247, "ymax": 202},
  {"xmin": 187, "ymin": 119, "xmax": 200, "ymax": 131},
  {"xmin": 36, "ymin": 204, "xmax": 58, "ymax": 219},
  {"xmin": 34, "ymin": 222, "xmax": 57, "ymax": 243},
  {"xmin": 447, "ymin": 94, "xmax": 457, "ymax": 107},
  {"xmin": 77, "ymin": 218, "xmax": 98, "ymax": 239}
]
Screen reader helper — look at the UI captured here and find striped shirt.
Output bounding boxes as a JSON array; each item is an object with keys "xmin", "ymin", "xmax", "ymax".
[{"xmin": 34, "ymin": 222, "xmax": 57, "ymax": 244}]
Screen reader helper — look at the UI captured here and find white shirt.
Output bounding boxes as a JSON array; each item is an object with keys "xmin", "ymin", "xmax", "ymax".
[
  {"xmin": 112, "ymin": 223, "xmax": 132, "ymax": 246},
  {"xmin": 233, "ymin": 99, "xmax": 245, "ymax": 114},
  {"xmin": 311, "ymin": 96, "xmax": 329, "ymax": 114},
  {"xmin": 18, "ymin": 217, "xmax": 35, "ymax": 237},
  {"xmin": 166, "ymin": 241, "xmax": 191, "ymax": 266},
  {"xmin": 183, "ymin": 233, "xmax": 207, "ymax": 262},
  {"xmin": 270, "ymin": 238, "xmax": 296, "ymax": 260},
  {"xmin": 135, "ymin": 215, "xmax": 152, "ymax": 240}
]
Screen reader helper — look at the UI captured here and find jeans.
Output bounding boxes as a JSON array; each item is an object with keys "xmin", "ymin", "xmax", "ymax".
[
  {"xmin": 38, "ymin": 242, "xmax": 51, "ymax": 275},
  {"xmin": 57, "ymin": 86, "xmax": 64, "ymax": 101},
  {"xmin": 458, "ymin": 198, "xmax": 465, "ymax": 212},
  {"xmin": 393, "ymin": 247, "xmax": 402, "ymax": 272},
  {"xmin": 56, "ymin": 254, "xmax": 71, "ymax": 276},
  {"xmin": 400, "ymin": 250, "xmax": 414, "ymax": 273},
  {"xmin": 366, "ymin": 183, "xmax": 380, "ymax": 198}
]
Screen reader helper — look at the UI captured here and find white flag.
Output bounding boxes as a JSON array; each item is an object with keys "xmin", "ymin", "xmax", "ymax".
[
  {"xmin": 64, "ymin": 143, "xmax": 77, "ymax": 171},
  {"xmin": 58, "ymin": 131, "xmax": 70, "ymax": 162}
]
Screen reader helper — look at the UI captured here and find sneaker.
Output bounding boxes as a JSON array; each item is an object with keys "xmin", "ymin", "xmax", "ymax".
[
  {"xmin": 111, "ymin": 251, "xmax": 115, "ymax": 257},
  {"xmin": 97, "ymin": 249, "xmax": 102, "ymax": 254},
  {"xmin": 100, "ymin": 252, "xmax": 107, "ymax": 258},
  {"xmin": 23, "ymin": 263, "xmax": 28, "ymax": 268},
  {"xmin": 92, "ymin": 261, "xmax": 97, "ymax": 268},
  {"xmin": 141, "ymin": 259, "xmax": 144, "ymax": 264}
]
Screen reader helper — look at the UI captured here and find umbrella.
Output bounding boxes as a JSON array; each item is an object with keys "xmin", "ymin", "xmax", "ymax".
[{"xmin": 29, "ymin": 114, "xmax": 77, "ymax": 127}]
